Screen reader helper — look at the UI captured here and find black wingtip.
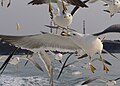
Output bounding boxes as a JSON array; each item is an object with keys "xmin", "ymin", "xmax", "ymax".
[
  {"xmin": 28, "ymin": 1, "xmax": 33, "ymax": 5},
  {"xmin": 0, "ymin": 47, "xmax": 18, "ymax": 74},
  {"xmin": 93, "ymin": 24, "xmax": 120, "ymax": 36},
  {"xmin": 57, "ymin": 53, "xmax": 73, "ymax": 80},
  {"xmin": 40, "ymin": 31, "xmax": 49, "ymax": 34},
  {"xmin": 81, "ymin": 77, "xmax": 98, "ymax": 85}
]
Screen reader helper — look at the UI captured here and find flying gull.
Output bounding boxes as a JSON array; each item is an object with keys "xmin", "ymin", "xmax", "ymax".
[
  {"xmin": 88, "ymin": 0, "xmax": 120, "ymax": 17},
  {"xmin": 0, "ymin": 24, "xmax": 120, "ymax": 73}
]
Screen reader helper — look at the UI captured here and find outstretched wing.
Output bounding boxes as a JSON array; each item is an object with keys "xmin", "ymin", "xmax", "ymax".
[
  {"xmin": 28, "ymin": 0, "xmax": 88, "ymax": 7},
  {"xmin": 0, "ymin": 33, "xmax": 81, "ymax": 51}
]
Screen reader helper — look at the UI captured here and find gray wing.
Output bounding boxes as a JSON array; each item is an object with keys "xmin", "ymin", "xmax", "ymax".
[
  {"xmin": 0, "ymin": 33, "xmax": 81, "ymax": 51},
  {"xmin": 28, "ymin": 0, "xmax": 88, "ymax": 7},
  {"xmin": 93, "ymin": 24, "xmax": 120, "ymax": 36},
  {"xmin": 28, "ymin": 0, "xmax": 57, "ymax": 5}
]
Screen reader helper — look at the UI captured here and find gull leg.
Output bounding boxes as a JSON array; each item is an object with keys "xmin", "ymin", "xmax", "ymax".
[
  {"xmin": 49, "ymin": 2, "xmax": 53, "ymax": 15},
  {"xmin": 49, "ymin": 2, "xmax": 53, "ymax": 33},
  {"xmin": 100, "ymin": 55, "xmax": 109, "ymax": 73},
  {"xmin": 56, "ymin": 26, "xmax": 58, "ymax": 34},
  {"xmin": 50, "ymin": 20, "xmax": 53, "ymax": 33},
  {"xmin": 89, "ymin": 56, "xmax": 96, "ymax": 73},
  {"xmin": 62, "ymin": 0, "xmax": 67, "ymax": 12}
]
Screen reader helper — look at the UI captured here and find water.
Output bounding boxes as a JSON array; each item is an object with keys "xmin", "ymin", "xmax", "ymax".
[{"xmin": 0, "ymin": 53, "xmax": 120, "ymax": 86}]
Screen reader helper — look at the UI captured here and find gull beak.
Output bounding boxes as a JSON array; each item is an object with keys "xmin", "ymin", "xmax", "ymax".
[
  {"xmin": 64, "ymin": 15, "xmax": 69, "ymax": 19},
  {"xmin": 61, "ymin": 31, "xmax": 71, "ymax": 36}
]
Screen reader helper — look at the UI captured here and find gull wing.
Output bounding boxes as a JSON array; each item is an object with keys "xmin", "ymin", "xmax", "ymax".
[
  {"xmin": 93, "ymin": 24, "xmax": 120, "ymax": 36},
  {"xmin": 28, "ymin": 0, "xmax": 57, "ymax": 5},
  {"xmin": 38, "ymin": 49, "xmax": 53, "ymax": 85},
  {"xmin": 28, "ymin": 0, "xmax": 88, "ymax": 7},
  {"xmin": 0, "ymin": 33, "xmax": 81, "ymax": 51}
]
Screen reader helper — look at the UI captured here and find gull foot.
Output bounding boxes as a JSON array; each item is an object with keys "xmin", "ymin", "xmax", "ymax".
[
  {"xmin": 103, "ymin": 64, "xmax": 109, "ymax": 73},
  {"xmin": 89, "ymin": 63, "xmax": 96, "ymax": 73}
]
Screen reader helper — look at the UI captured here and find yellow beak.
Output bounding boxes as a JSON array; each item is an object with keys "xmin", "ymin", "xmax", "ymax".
[
  {"xmin": 64, "ymin": 15, "xmax": 69, "ymax": 19},
  {"xmin": 61, "ymin": 31, "xmax": 71, "ymax": 36}
]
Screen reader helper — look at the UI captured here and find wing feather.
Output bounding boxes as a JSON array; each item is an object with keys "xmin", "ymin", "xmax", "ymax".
[
  {"xmin": 28, "ymin": 0, "xmax": 88, "ymax": 7},
  {"xmin": 0, "ymin": 33, "xmax": 80, "ymax": 51}
]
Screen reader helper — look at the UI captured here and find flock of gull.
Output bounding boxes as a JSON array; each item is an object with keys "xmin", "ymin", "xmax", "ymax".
[{"xmin": 1, "ymin": 0, "xmax": 120, "ymax": 86}]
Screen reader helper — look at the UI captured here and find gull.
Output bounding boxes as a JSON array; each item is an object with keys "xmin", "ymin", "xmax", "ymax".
[
  {"xmin": 28, "ymin": 0, "xmax": 88, "ymax": 32},
  {"xmin": 0, "ymin": 24, "xmax": 120, "ymax": 73},
  {"xmin": 81, "ymin": 76, "xmax": 120, "ymax": 86},
  {"xmin": 88, "ymin": 0, "xmax": 120, "ymax": 17},
  {"xmin": 51, "ymin": 0, "xmax": 89, "ymax": 29},
  {"xmin": 29, "ymin": 0, "xmax": 73, "ymax": 31}
]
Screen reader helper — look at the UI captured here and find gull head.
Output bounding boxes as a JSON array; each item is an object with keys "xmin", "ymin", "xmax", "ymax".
[{"xmin": 63, "ymin": 13, "xmax": 72, "ymax": 20}]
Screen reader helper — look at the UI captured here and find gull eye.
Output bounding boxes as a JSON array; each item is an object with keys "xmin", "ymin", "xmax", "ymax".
[{"xmin": 73, "ymin": 33, "xmax": 76, "ymax": 36}]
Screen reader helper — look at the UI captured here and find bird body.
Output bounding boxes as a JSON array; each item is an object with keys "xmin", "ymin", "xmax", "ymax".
[
  {"xmin": 68, "ymin": 32, "xmax": 103, "ymax": 57},
  {"xmin": 52, "ymin": 0, "xmax": 73, "ymax": 28},
  {"xmin": 53, "ymin": 12, "xmax": 73, "ymax": 28}
]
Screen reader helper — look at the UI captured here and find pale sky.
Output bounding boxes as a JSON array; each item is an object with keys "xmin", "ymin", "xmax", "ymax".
[{"xmin": 0, "ymin": 0, "xmax": 120, "ymax": 39}]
